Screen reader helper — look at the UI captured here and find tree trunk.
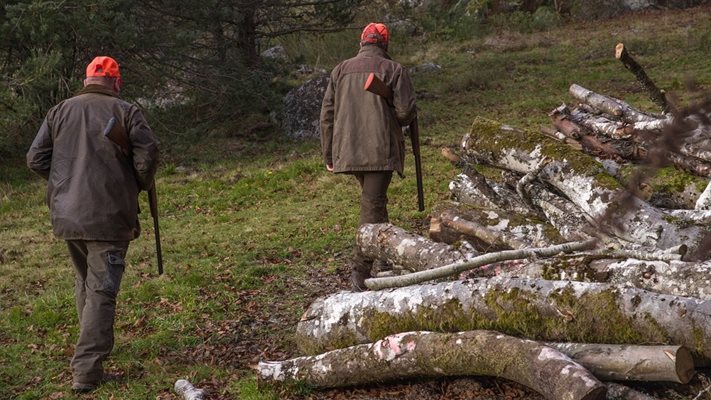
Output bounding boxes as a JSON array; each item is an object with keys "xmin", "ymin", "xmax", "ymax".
[
  {"xmin": 604, "ymin": 259, "xmax": 711, "ymax": 300},
  {"xmin": 295, "ymin": 276, "xmax": 711, "ymax": 362},
  {"xmin": 262, "ymin": 330, "xmax": 607, "ymax": 400},
  {"xmin": 431, "ymin": 208, "xmax": 528, "ymax": 250},
  {"xmin": 544, "ymin": 343, "xmax": 695, "ymax": 384},
  {"xmin": 356, "ymin": 223, "xmax": 476, "ymax": 272}
]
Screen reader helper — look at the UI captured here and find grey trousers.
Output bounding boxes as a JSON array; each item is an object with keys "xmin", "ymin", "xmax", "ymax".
[
  {"xmin": 66, "ymin": 240, "xmax": 129, "ymax": 384},
  {"xmin": 352, "ymin": 171, "xmax": 393, "ymax": 274}
]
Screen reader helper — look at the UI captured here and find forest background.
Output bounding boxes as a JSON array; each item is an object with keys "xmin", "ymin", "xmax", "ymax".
[{"xmin": 2, "ymin": 0, "xmax": 711, "ymax": 399}]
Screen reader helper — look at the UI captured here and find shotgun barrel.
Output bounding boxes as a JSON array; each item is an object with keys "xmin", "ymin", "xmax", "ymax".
[
  {"xmin": 103, "ymin": 117, "xmax": 164, "ymax": 275},
  {"xmin": 364, "ymin": 73, "xmax": 425, "ymax": 211}
]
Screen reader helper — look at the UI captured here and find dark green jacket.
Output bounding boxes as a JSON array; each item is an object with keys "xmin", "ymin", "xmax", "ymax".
[
  {"xmin": 27, "ymin": 85, "xmax": 159, "ymax": 241},
  {"xmin": 320, "ymin": 45, "xmax": 417, "ymax": 175}
]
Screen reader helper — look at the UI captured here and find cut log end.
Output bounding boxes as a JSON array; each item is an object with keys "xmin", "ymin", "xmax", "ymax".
[
  {"xmin": 615, "ymin": 43, "xmax": 625, "ymax": 60},
  {"xmin": 675, "ymin": 346, "xmax": 696, "ymax": 384},
  {"xmin": 582, "ymin": 386, "xmax": 607, "ymax": 400}
]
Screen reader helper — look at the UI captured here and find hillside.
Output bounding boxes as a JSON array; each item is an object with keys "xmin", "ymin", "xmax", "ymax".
[{"xmin": 2, "ymin": 5, "xmax": 711, "ymax": 399}]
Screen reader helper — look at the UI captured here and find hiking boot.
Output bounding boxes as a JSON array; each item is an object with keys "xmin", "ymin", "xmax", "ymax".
[
  {"xmin": 72, "ymin": 373, "xmax": 122, "ymax": 393},
  {"xmin": 350, "ymin": 270, "xmax": 371, "ymax": 292}
]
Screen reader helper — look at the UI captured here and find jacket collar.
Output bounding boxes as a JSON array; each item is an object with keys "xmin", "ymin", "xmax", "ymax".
[
  {"xmin": 76, "ymin": 84, "xmax": 120, "ymax": 98},
  {"xmin": 357, "ymin": 45, "xmax": 392, "ymax": 60}
]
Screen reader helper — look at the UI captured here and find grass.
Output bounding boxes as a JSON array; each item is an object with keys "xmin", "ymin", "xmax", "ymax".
[{"xmin": 2, "ymin": 6, "xmax": 711, "ymax": 399}]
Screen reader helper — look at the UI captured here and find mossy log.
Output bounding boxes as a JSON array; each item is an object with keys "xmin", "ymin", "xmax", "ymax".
[
  {"xmin": 462, "ymin": 117, "xmax": 703, "ymax": 251},
  {"xmin": 545, "ymin": 343, "xmax": 694, "ymax": 384},
  {"xmin": 295, "ymin": 276, "xmax": 711, "ymax": 362},
  {"xmin": 356, "ymin": 223, "xmax": 476, "ymax": 272},
  {"xmin": 261, "ymin": 330, "xmax": 607, "ymax": 400}
]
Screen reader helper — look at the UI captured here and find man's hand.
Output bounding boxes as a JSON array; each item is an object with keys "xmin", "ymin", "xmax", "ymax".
[{"xmin": 326, "ymin": 163, "xmax": 334, "ymax": 172}]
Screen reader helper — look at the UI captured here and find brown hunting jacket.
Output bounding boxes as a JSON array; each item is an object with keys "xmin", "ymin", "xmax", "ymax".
[
  {"xmin": 27, "ymin": 85, "xmax": 159, "ymax": 241},
  {"xmin": 320, "ymin": 45, "xmax": 416, "ymax": 175}
]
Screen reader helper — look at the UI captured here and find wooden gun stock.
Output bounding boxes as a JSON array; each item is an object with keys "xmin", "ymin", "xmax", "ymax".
[
  {"xmin": 103, "ymin": 117, "xmax": 164, "ymax": 274},
  {"xmin": 364, "ymin": 73, "xmax": 425, "ymax": 211}
]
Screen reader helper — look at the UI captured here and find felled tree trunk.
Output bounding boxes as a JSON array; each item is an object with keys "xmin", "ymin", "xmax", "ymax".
[
  {"xmin": 462, "ymin": 117, "xmax": 703, "ymax": 251},
  {"xmin": 430, "ymin": 207, "xmax": 530, "ymax": 250},
  {"xmin": 295, "ymin": 276, "xmax": 711, "ymax": 362},
  {"xmin": 544, "ymin": 343, "xmax": 695, "ymax": 384},
  {"xmin": 356, "ymin": 223, "xmax": 476, "ymax": 272},
  {"xmin": 261, "ymin": 330, "xmax": 607, "ymax": 400}
]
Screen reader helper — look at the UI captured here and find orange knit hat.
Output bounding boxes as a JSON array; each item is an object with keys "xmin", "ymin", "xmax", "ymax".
[
  {"xmin": 86, "ymin": 56, "xmax": 121, "ymax": 78},
  {"xmin": 360, "ymin": 23, "xmax": 389, "ymax": 46}
]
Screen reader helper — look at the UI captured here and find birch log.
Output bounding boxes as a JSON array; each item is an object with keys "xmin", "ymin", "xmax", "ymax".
[
  {"xmin": 260, "ymin": 330, "xmax": 607, "ymax": 400},
  {"xmin": 462, "ymin": 117, "xmax": 703, "ymax": 251},
  {"xmin": 295, "ymin": 277, "xmax": 711, "ymax": 361},
  {"xmin": 356, "ymin": 223, "xmax": 476, "ymax": 272},
  {"xmin": 545, "ymin": 343, "xmax": 695, "ymax": 383}
]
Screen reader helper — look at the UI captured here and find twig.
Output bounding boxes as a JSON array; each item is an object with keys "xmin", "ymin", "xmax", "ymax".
[{"xmin": 693, "ymin": 385, "xmax": 711, "ymax": 400}]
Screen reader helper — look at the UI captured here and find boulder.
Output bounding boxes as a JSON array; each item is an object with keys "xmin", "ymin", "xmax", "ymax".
[{"xmin": 281, "ymin": 74, "xmax": 329, "ymax": 139}]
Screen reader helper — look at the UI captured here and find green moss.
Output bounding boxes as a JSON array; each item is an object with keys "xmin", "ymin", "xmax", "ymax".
[
  {"xmin": 314, "ymin": 285, "xmax": 675, "ymax": 354},
  {"xmin": 467, "ymin": 117, "xmax": 619, "ymax": 190},
  {"xmin": 650, "ymin": 166, "xmax": 707, "ymax": 193}
]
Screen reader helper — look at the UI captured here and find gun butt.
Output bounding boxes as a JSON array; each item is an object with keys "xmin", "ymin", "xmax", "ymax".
[{"xmin": 364, "ymin": 73, "xmax": 393, "ymax": 99}]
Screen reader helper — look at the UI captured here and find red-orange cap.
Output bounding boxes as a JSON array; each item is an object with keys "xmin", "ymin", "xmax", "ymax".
[
  {"xmin": 360, "ymin": 23, "xmax": 389, "ymax": 45},
  {"xmin": 86, "ymin": 56, "xmax": 121, "ymax": 78}
]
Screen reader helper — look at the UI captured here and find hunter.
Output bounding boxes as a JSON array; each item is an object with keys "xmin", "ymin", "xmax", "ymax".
[
  {"xmin": 320, "ymin": 22, "xmax": 417, "ymax": 291},
  {"xmin": 26, "ymin": 56, "xmax": 160, "ymax": 392}
]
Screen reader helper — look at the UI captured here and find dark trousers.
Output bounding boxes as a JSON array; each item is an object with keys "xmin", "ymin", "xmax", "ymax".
[
  {"xmin": 352, "ymin": 171, "xmax": 393, "ymax": 274},
  {"xmin": 66, "ymin": 240, "xmax": 129, "ymax": 384}
]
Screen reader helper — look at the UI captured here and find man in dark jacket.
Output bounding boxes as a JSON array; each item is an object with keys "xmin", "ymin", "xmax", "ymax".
[
  {"xmin": 27, "ymin": 56, "xmax": 160, "ymax": 392},
  {"xmin": 320, "ymin": 23, "xmax": 417, "ymax": 291}
]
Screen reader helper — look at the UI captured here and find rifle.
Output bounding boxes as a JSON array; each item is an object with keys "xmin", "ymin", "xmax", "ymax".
[
  {"xmin": 103, "ymin": 117, "xmax": 164, "ymax": 275},
  {"xmin": 364, "ymin": 73, "xmax": 425, "ymax": 211}
]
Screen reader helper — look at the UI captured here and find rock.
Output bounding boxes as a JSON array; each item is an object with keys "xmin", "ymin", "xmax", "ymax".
[
  {"xmin": 281, "ymin": 74, "xmax": 329, "ymax": 139},
  {"xmin": 261, "ymin": 45, "xmax": 288, "ymax": 61},
  {"xmin": 410, "ymin": 62, "xmax": 441, "ymax": 74}
]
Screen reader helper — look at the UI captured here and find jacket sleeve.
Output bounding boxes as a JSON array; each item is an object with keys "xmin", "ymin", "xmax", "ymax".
[
  {"xmin": 319, "ymin": 72, "xmax": 336, "ymax": 166},
  {"xmin": 392, "ymin": 66, "xmax": 417, "ymax": 127},
  {"xmin": 26, "ymin": 117, "xmax": 53, "ymax": 180},
  {"xmin": 127, "ymin": 107, "xmax": 160, "ymax": 191}
]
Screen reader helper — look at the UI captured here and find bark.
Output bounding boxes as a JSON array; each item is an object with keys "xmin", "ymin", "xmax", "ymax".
[
  {"xmin": 696, "ymin": 180, "xmax": 711, "ymax": 210},
  {"xmin": 545, "ymin": 343, "xmax": 695, "ymax": 383},
  {"xmin": 432, "ymin": 208, "xmax": 528, "ymax": 250},
  {"xmin": 260, "ymin": 330, "xmax": 607, "ymax": 400},
  {"xmin": 569, "ymin": 108, "xmax": 630, "ymax": 140},
  {"xmin": 295, "ymin": 276, "xmax": 711, "ymax": 361},
  {"xmin": 551, "ymin": 104, "xmax": 586, "ymax": 139},
  {"xmin": 604, "ymin": 259, "xmax": 711, "ymax": 300},
  {"xmin": 569, "ymin": 84, "xmax": 625, "ymax": 117},
  {"xmin": 174, "ymin": 379, "xmax": 205, "ymax": 400},
  {"xmin": 462, "ymin": 117, "xmax": 704, "ymax": 251},
  {"xmin": 606, "ymin": 383, "xmax": 660, "ymax": 400},
  {"xmin": 365, "ymin": 239, "xmax": 595, "ymax": 290},
  {"xmin": 615, "ymin": 43, "xmax": 670, "ymax": 114},
  {"xmin": 449, "ymin": 173, "xmax": 543, "ymax": 220},
  {"xmin": 667, "ymin": 151, "xmax": 711, "ymax": 177},
  {"xmin": 356, "ymin": 223, "xmax": 476, "ymax": 273}
]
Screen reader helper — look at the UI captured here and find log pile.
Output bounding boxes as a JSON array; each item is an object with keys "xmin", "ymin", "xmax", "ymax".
[{"xmin": 258, "ymin": 43, "xmax": 711, "ymax": 399}]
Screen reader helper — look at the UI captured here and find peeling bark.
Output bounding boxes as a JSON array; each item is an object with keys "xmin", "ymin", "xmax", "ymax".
[
  {"xmin": 295, "ymin": 276, "xmax": 711, "ymax": 362},
  {"xmin": 261, "ymin": 330, "xmax": 607, "ymax": 400}
]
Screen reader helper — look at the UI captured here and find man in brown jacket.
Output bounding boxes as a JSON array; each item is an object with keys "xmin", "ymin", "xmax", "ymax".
[
  {"xmin": 27, "ymin": 56, "xmax": 160, "ymax": 392},
  {"xmin": 320, "ymin": 23, "xmax": 417, "ymax": 291}
]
